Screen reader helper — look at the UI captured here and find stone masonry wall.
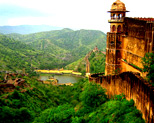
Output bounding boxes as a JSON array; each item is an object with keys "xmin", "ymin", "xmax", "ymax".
[{"xmin": 89, "ymin": 72, "xmax": 154, "ymax": 123}]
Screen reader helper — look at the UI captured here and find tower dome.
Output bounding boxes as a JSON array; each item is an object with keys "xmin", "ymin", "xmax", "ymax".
[{"xmin": 111, "ymin": 0, "xmax": 126, "ymax": 11}]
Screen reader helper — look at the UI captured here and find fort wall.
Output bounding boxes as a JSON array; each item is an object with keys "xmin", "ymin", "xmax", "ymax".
[
  {"xmin": 103, "ymin": 1, "xmax": 154, "ymax": 123},
  {"xmin": 122, "ymin": 37, "xmax": 145, "ymax": 67},
  {"xmin": 89, "ymin": 72, "xmax": 154, "ymax": 123},
  {"xmin": 105, "ymin": 17, "xmax": 154, "ymax": 75}
]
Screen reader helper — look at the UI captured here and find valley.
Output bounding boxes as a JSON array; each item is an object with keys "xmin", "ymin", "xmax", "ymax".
[
  {"xmin": 0, "ymin": 28, "xmax": 106, "ymax": 73},
  {"xmin": 0, "ymin": 0, "xmax": 153, "ymax": 122},
  {"xmin": 0, "ymin": 27, "xmax": 145, "ymax": 123}
]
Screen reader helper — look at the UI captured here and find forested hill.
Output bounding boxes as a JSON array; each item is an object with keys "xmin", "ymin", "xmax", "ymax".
[
  {"xmin": 65, "ymin": 50, "xmax": 106, "ymax": 75},
  {"xmin": 0, "ymin": 28, "xmax": 106, "ymax": 72},
  {"xmin": 7, "ymin": 28, "xmax": 106, "ymax": 52},
  {"xmin": 0, "ymin": 34, "xmax": 62, "ymax": 72}
]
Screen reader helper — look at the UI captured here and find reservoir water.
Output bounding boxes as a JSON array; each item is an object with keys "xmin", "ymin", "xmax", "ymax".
[{"xmin": 39, "ymin": 74, "xmax": 81, "ymax": 84}]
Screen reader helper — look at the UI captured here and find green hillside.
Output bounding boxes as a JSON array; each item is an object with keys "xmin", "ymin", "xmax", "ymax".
[
  {"xmin": 7, "ymin": 28, "xmax": 106, "ymax": 50},
  {"xmin": 1, "ymin": 28, "xmax": 106, "ymax": 72},
  {"xmin": 7, "ymin": 29, "xmax": 106, "ymax": 59},
  {"xmin": 88, "ymin": 51, "xmax": 106, "ymax": 74},
  {"xmin": 65, "ymin": 50, "xmax": 106, "ymax": 75},
  {"xmin": 0, "ymin": 34, "xmax": 68, "ymax": 72},
  {"xmin": 0, "ymin": 34, "xmax": 38, "ymax": 72}
]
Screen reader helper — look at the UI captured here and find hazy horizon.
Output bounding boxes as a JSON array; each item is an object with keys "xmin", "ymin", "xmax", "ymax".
[{"xmin": 0, "ymin": 0, "xmax": 153, "ymax": 33}]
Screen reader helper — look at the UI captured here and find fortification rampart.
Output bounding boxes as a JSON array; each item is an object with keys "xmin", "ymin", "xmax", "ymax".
[{"xmin": 89, "ymin": 72, "xmax": 154, "ymax": 123}]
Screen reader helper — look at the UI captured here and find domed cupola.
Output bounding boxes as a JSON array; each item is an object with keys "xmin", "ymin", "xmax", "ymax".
[
  {"xmin": 111, "ymin": 0, "xmax": 126, "ymax": 11},
  {"xmin": 108, "ymin": 0, "xmax": 129, "ymax": 33}
]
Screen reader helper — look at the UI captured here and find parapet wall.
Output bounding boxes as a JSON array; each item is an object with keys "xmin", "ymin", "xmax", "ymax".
[{"xmin": 89, "ymin": 72, "xmax": 154, "ymax": 123}]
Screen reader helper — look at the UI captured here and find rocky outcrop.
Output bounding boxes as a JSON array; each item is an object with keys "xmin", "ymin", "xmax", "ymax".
[{"xmin": 0, "ymin": 73, "xmax": 29, "ymax": 94}]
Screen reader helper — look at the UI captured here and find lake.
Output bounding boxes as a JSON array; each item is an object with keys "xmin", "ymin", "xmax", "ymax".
[{"xmin": 39, "ymin": 74, "xmax": 82, "ymax": 84}]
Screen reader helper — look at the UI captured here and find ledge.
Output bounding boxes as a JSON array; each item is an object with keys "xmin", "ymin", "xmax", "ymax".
[
  {"xmin": 108, "ymin": 19, "xmax": 124, "ymax": 23},
  {"xmin": 121, "ymin": 59, "xmax": 143, "ymax": 72}
]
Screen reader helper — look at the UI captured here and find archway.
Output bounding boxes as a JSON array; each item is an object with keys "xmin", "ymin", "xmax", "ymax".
[
  {"xmin": 117, "ymin": 25, "xmax": 122, "ymax": 33},
  {"xmin": 112, "ymin": 25, "xmax": 116, "ymax": 32},
  {"xmin": 118, "ymin": 14, "xmax": 122, "ymax": 19},
  {"xmin": 113, "ymin": 14, "xmax": 116, "ymax": 19}
]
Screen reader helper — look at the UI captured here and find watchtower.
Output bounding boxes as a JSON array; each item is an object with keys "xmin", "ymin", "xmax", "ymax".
[{"xmin": 105, "ymin": 0, "xmax": 129, "ymax": 75}]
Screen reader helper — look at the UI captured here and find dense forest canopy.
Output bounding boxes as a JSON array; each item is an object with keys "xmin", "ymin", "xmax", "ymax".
[{"xmin": 0, "ymin": 74, "xmax": 145, "ymax": 123}]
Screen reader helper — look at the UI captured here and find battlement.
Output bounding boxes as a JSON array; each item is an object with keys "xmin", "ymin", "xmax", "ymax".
[{"xmin": 133, "ymin": 17, "xmax": 154, "ymax": 22}]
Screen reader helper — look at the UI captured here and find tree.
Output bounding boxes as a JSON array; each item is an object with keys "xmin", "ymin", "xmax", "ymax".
[
  {"xmin": 80, "ymin": 82, "xmax": 107, "ymax": 108},
  {"xmin": 142, "ymin": 53, "xmax": 154, "ymax": 83},
  {"xmin": 34, "ymin": 104, "xmax": 74, "ymax": 123}
]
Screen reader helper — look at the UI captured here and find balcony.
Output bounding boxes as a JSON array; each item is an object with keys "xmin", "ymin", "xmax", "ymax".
[{"xmin": 108, "ymin": 18, "xmax": 124, "ymax": 23}]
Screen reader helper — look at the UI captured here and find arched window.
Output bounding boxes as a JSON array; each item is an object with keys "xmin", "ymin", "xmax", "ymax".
[
  {"xmin": 117, "ymin": 25, "xmax": 121, "ymax": 33},
  {"xmin": 118, "ymin": 14, "xmax": 120, "ymax": 19},
  {"xmin": 110, "ymin": 25, "xmax": 112, "ymax": 32},
  {"xmin": 118, "ymin": 14, "xmax": 122, "ymax": 19},
  {"xmin": 113, "ymin": 14, "xmax": 116, "ymax": 19},
  {"xmin": 120, "ymin": 14, "xmax": 122, "ymax": 18},
  {"xmin": 112, "ymin": 25, "xmax": 116, "ymax": 32}
]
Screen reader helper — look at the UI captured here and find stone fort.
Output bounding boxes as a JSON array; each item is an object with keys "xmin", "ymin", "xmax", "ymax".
[
  {"xmin": 89, "ymin": 0, "xmax": 154, "ymax": 122},
  {"xmin": 105, "ymin": 0, "xmax": 154, "ymax": 76}
]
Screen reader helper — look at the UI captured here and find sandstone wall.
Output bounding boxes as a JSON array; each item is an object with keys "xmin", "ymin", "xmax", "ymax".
[
  {"xmin": 105, "ymin": 18, "xmax": 154, "ymax": 76},
  {"xmin": 121, "ymin": 37, "xmax": 145, "ymax": 69},
  {"xmin": 89, "ymin": 72, "xmax": 154, "ymax": 123}
]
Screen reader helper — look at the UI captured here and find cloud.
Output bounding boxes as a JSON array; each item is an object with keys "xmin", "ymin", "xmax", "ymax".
[
  {"xmin": 0, "ymin": 0, "xmax": 153, "ymax": 33},
  {"xmin": 0, "ymin": 0, "xmax": 110, "ymax": 31},
  {"xmin": 0, "ymin": 4, "xmax": 49, "ymax": 17}
]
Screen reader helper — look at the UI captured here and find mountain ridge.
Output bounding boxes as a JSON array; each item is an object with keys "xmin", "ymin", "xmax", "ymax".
[
  {"xmin": 0, "ymin": 28, "xmax": 106, "ymax": 72},
  {"xmin": 0, "ymin": 25, "xmax": 63, "ymax": 34}
]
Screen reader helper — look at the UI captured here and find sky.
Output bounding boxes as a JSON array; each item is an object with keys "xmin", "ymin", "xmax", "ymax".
[{"xmin": 0, "ymin": 0, "xmax": 153, "ymax": 33}]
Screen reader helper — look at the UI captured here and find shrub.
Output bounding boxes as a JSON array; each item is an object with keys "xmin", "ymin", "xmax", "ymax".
[
  {"xmin": 80, "ymin": 82, "xmax": 107, "ymax": 108},
  {"xmin": 34, "ymin": 104, "xmax": 75, "ymax": 123}
]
